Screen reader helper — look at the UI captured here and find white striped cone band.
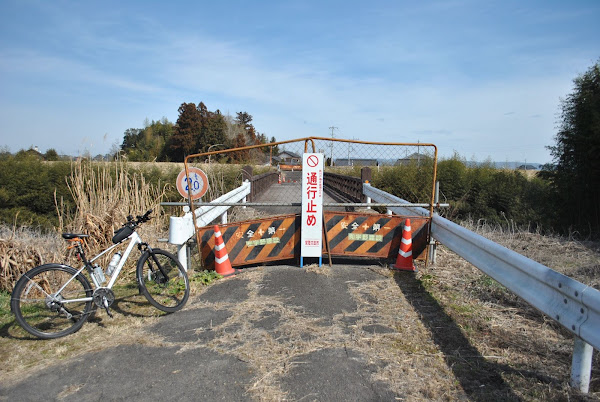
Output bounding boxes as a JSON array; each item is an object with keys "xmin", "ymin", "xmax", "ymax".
[
  {"xmin": 215, "ymin": 242, "xmax": 225, "ymax": 251},
  {"xmin": 398, "ymin": 249, "xmax": 412, "ymax": 258},
  {"xmin": 401, "ymin": 237, "xmax": 412, "ymax": 245},
  {"xmin": 214, "ymin": 230, "xmax": 222, "ymax": 238},
  {"xmin": 404, "ymin": 225, "xmax": 411, "ymax": 232},
  {"xmin": 215, "ymin": 254, "xmax": 229, "ymax": 264}
]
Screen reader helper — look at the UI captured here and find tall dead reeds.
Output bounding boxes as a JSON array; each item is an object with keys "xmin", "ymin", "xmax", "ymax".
[
  {"xmin": 59, "ymin": 160, "xmax": 168, "ymax": 253},
  {"xmin": 1, "ymin": 160, "xmax": 168, "ymax": 292}
]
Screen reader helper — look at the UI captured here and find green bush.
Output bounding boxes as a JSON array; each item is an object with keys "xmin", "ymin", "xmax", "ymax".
[
  {"xmin": 0, "ymin": 153, "xmax": 556, "ymax": 233},
  {"xmin": 438, "ymin": 160, "xmax": 554, "ymax": 230},
  {"xmin": 0, "ymin": 156, "xmax": 73, "ymax": 229},
  {"xmin": 371, "ymin": 163, "xmax": 435, "ymax": 204},
  {"xmin": 367, "ymin": 155, "xmax": 554, "ymax": 232}
]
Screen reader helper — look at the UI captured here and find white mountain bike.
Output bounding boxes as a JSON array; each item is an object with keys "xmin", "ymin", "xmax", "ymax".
[{"xmin": 11, "ymin": 210, "xmax": 190, "ymax": 339}]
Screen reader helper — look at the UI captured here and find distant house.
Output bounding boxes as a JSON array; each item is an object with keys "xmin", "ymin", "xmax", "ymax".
[
  {"xmin": 395, "ymin": 153, "xmax": 431, "ymax": 166},
  {"xmin": 334, "ymin": 158, "xmax": 378, "ymax": 167},
  {"xmin": 517, "ymin": 164, "xmax": 539, "ymax": 170},
  {"xmin": 274, "ymin": 150, "xmax": 302, "ymax": 165}
]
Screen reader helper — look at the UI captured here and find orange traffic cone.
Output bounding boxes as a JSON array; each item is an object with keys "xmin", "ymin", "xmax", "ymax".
[
  {"xmin": 392, "ymin": 219, "xmax": 416, "ymax": 272},
  {"xmin": 213, "ymin": 225, "xmax": 236, "ymax": 276},
  {"xmin": 278, "ymin": 174, "xmax": 282, "ymax": 184}
]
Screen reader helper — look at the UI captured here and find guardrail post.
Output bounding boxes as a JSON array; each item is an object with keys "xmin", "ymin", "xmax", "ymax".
[
  {"xmin": 242, "ymin": 180, "xmax": 249, "ymax": 209},
  {"xmin": 221, "ymin": 211, "xmax": 228, "ymax": 224},
  {"xmin": 429, "ymin": 181, "xmax": 440, "ymax": 264},
  {"xmin": 242, "ymin": 166, "xmax": 253, "ymax": 201},
  {"xmin": 177, "ymin": 244, "xmax": 188, "ymax": 272},
  {"xmin": 570, "ymin": 337, "xmax": 593, "ymax": 393},
  {"xmin": 361, "ymin": 167, "xmax": 371, "ymax": 207}
]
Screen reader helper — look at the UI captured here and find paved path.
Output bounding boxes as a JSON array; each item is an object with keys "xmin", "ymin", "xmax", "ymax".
[
  {"xmin": 253, "ymin": 173, "xmax": 348, "ymax": 216},
  {"xmin": 1, "ymin": 265, "xmax": 519, "ymax": 401}
]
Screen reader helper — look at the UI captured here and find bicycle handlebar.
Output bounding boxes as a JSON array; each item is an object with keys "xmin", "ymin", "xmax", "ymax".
[
  {"xmin": 137, "ymin": 209, "xmax": 153, "ymax": 223},
  {"xmin": 126, "ymin": 209, "xmax": 153, "ymax": 227}
]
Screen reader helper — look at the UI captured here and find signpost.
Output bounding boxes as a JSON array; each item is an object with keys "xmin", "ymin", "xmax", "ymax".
[
  {"xmin": 300, "ymin": 153, "xmax": 324, "ymax": 267},
  {"xmin": 176, "ymin": 167, "xmax": 209, "ymax": 200}
]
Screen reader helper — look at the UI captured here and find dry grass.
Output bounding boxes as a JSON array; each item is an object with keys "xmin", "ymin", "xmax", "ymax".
[
  {"xmin": 462, "ymin": 218, "xmax": 600, "ymax": 290},
  {"xmin": 0, "ymin": 225, "xmax": 64, "ymax": 291},
  {"xmin": 158, "ymin": 225, "xmax": 600, "ymax": 401}
]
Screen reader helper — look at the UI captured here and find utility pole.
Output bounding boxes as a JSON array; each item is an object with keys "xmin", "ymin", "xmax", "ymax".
[
  {"xmin": 347, "ymin": 137, "xmax": 357, "ymax": 166},
  {"xmin": 329, "ymin": 126, "xmax": 337, "ymax": 166}
]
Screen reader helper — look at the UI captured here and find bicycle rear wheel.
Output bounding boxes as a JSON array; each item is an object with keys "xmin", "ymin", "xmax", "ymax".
[
  {"xmin": 11, "ymin": 264, "xmax": 94, "ymax": 339},
  {"xmin": 136, "ymin": 249, "xmax": 189, "ymax": 313}
]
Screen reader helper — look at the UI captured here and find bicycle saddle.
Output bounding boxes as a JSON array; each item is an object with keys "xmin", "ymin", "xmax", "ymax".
[{"xmin": 62, "ymin": 233, "xmax": 90, "ymax": 240}]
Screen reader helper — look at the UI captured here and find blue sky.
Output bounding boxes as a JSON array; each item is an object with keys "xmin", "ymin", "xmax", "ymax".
[{"xmin": 0, "ymin": 0, "xmax": 598, "ymax": 163}]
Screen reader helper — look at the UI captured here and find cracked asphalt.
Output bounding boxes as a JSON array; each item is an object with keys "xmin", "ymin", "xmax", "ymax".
[{"xmin": 1, "ymin": 264, "xmax": 447, "ymax": 401}]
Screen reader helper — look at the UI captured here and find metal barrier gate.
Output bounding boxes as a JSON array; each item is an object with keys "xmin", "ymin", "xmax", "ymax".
[
  {"xmin": 182, "ymin": 137, "xmax": 440, "ymax": 267},
  {"xmin": 195, "ymin": 212, "xmax": 430, "ymax": 269}
]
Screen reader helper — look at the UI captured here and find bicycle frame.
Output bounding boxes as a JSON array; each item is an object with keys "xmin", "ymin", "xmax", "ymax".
[{"xmin": 54, "ymin": 231, "xmax": 143, "ymax": 304}]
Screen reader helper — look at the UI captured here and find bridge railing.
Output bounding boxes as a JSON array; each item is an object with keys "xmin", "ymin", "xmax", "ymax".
[
  {"xmin": 241, "ymin": 166, "xmax": 279, "ymax": 202},
  {"xmin": 324, "ymin": 172, "xmax": 366, "ymax": 203},
  {"xmin": 363, "ymin": 182, "xmax": 599, "ymax": 392}
]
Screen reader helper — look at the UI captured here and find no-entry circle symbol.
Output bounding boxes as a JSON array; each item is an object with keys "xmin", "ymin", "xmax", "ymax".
[
  {"xmin": 176, "ymin": 167, "xmax": 209, "ymax": 200},
  {"xmin": 307, "ymin": 155, "xmax": 319, "ymax": 168}
]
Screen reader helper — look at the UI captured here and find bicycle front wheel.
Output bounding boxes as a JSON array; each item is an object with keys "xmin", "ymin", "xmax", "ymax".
[
  {"xmin": 136, "ymin": 249, "xmax": 189, "ymax": 313},
  {"xmin": 11, "ymin": 264, "xmax": 94, "ymax": 339}
]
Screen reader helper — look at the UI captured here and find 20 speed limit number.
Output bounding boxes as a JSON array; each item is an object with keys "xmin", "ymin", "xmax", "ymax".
[{"xmin": 176, "ymin": 167, "xmax": 209, "ymax": 200}]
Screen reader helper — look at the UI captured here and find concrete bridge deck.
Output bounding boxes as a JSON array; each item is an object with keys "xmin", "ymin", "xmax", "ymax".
[{"xmin": 252, "ymin": 171, "xmax": 351, "ymax": 216}]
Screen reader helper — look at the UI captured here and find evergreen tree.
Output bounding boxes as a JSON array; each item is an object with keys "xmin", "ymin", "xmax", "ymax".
[
  {"xmin": 201, "ymin": 108, "xmax": 228, "ymax": 150},
  {"xmin": 270, "ymin": 136, "xmax": 280, "ymax": 156},
  {"xmin": 544, "ymin": 59, "xmax": 600, "ymax": 234},
  {"xmin": 169, "ymin": 102, "xmax": 202, "ymax": 160},
  {"xmin": 121, "ymin": 120, "xmax": 174, "ymax": 161},
  {"xmin": 44, "ymin": 148, "xmax": 59, "ymax": 161}
]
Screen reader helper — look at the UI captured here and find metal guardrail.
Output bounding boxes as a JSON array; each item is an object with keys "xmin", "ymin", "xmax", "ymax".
[
  {"xmin": 169, "ymin": 202, "xmax": 443, "ymax": 208},
  {"xmin": 363, "ymin": 183, "xmax": 599, "ymax": 392},
  {"xmin": 432, "ymin": 216, "xmax": 600, "ymax": 350},
  {"xmin": 363, "ymin": 184, "xmax": 431, "ymax": 217},
  {"xmin": 167, "ymin": 181, "xmax": 251, "ymax": 270},
  {"xmin": 164, "ymin": 170, "xmax": 279, "ymax": 269}
]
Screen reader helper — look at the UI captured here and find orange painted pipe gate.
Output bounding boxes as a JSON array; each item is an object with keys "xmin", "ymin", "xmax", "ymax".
[{"xmin": 197, "ymin": 212, "xmax": 430, "ymax": 269}]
